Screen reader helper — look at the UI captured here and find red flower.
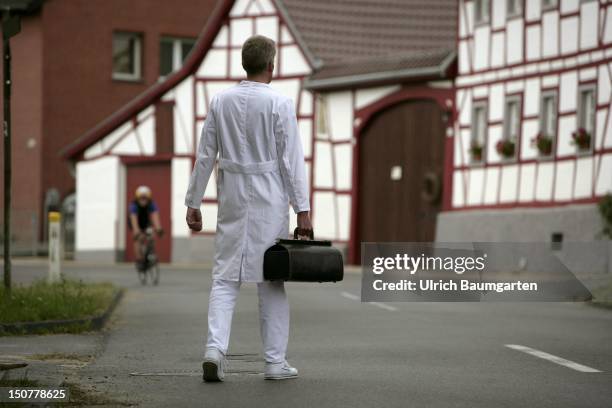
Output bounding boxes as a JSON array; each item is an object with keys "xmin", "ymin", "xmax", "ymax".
[
  {"xmin": 571, "ymin": 128, "xmax": 591, "ymax": 150},
  {"xmin": 531, "ymin": 132, "xmax": 553, "ymax": 156},
  {"xmin": 496, "ymin": 139, "xmax": 515, "ymax": 158}
]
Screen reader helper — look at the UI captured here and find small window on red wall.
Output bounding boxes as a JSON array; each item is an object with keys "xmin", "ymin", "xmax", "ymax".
[{"xmin": 112, "ymin": 32, "xmax": 142, "ymax": 81}]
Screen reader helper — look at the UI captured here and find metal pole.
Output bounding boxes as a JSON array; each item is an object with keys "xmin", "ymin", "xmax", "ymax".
[{"xmin": 3, "ymin": 19, "xmax": 11, "ymax": 291}]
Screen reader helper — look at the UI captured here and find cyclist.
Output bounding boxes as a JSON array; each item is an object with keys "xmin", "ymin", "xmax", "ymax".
[{"xmin": 129, "ymin": 185, "xmax": 163, "ymax": 271}]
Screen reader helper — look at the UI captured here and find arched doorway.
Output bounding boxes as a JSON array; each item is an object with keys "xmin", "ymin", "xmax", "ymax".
[{"xmin": 356, "ymin": 99, "xmax": 446, "ymax": 258}]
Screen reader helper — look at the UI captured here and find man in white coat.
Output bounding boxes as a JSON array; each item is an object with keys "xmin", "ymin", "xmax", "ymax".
[{"xmin": 184, "ymin": 35, "xmax": 312, "ymax": 382}]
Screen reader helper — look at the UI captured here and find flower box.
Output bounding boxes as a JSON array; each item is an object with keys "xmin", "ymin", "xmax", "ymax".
[
  {"xmin": 469, "ymin": 141, "xmax": 483, "ymax": 163},
  {"xmin": 531, "ymin": 132, "xmax": 553, "ymax": 156},
  {"xmin": 496, "ymin": 139, "xmax": 515, "ymax": 159},
  {"xmin": 571, "ymin": 128, "xmax": 591, "ymax": 151}
]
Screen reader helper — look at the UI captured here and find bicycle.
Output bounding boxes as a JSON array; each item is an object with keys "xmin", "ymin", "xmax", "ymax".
[{"xmin": 135, "ymin": 228, "xmax": 160, "ymax": 286}]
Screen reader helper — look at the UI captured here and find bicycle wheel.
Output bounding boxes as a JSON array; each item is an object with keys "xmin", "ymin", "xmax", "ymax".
[
  {"xmin": 138, "ymin": 269, "xmax": 147, "ymax": 285},
  {"xmin": 151, "ymin": 262, "xmax": 160, "ymax": 285}
]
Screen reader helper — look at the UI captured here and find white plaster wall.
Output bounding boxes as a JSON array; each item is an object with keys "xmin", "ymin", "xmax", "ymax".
[
  {"xmin": 452, "ymin": 170, "xmax": 465, "ymax": 207},
  {"xmin": 334, "ymin": 144, "xmax": 352, "ymax": 190},
  {"xmin": 337, "ymin": 195, "xmax": 351, "ymax": 241},
  {"xmin": 542, "ymin": 11, "xmax": 559, "ymax": 57},
  {"xmin": 490, "ymin": 32, "xmax": 505, "ymax": 68},
  {"xmin": 459, "ymin": 40, "xmax": 471, "ymax": 74},
  {"xmin": 559, "ymin": 71, "xmax": 578, "ymax": 113},
  {"xmin": 535, "ymin": 162, "xmax": 554, "ymax": 201},
  {"xmin": 519, "ymin": 163, "xmax": 536, "ymax": 202},
  {"xmin": 595, "ymin": 154, "xmax": 612, "ymax": 194},
  {"xmin": 580, "ymin": 1, "xmax": 599, "ymax": 50},
  {"xmin": 75, "ymin": 156, "xmax": 121, "ymax": 252},
  {"xmin": 499, "ymin": 164, "xmax": 518, "ymax": 203},
  {"xmin": 256, "ymin": 16, "xmax": 278, "ymax": 42},
  {"xmin": 526, "ymin": 25, "xmax": 541, "ymax": 61},
  {"xmin": 355, "ymin": 85, "xmax": 400, "ymax": 110},
  {"xmin": 521, "ymin": 119, "xmax": 539, "ymax": 160},
  {"xmin": 474, "ymin": 26, "xmax": 490, "ymax": 71},
  {"xmin": 173, "ymin": 77, "xmax": 195, "ymax": 154},
  {"xmin": 523, "ymin": 78, "xmax": 540, "ymax": 116},
  {"xmin": 557, "ymin": 115, "xmax": 577, "ymax": 156},
  {"xmin": 554, "ymin": 161, "xmax": 574, "ymax": 201},
  {"xmin": 281, "ymin": 45, "xmax": 310, "ymax": 76},
  {"xmin": 574, "ymin": 157, "xmax": 593, "ymax": 199},
  {"xmin": 300, "ymin": 90, "xmax": 313, "ymax": 116},
  {"xmin": 172, "ymin": 158, "xmax": 192, "ymax": 238},
  {"xmin": 560, "ymin": 16, "xmax": 579, "ymax": 55},
  {"xmin": 314, "ymin": 141, "xmax": 333, "ymax": 188},
  {"xmin": 298, "ymin": 119, "xmax": 312, "ymax": 158},
  {"xmin": 327, "ymin": 91, "xmax": 354, "ymax": 141},
  {"xmin": 313, "ymin": 192, "xmax": 336, "ymax": 239},
  {"xmin": 489, "ymin": 84, "xmax": 503, "ymax": 121},
  {"xmin": 467, "ymin": 168, "xmax": 484, "ymax": 205},
  {"xmin": 506, "ymin": 19, "xmax": 523, "ymax": 65},
  {"xmin": 198, "ymin": 49, "xmax": 227, "ymax": 78}
]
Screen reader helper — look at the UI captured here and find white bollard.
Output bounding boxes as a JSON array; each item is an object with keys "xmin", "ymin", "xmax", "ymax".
[{"xmin": 48, "ymin": 211, "xmax": 61, "ymax": 283}]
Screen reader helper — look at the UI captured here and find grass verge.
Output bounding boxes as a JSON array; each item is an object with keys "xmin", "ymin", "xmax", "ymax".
[{"xmin": 0, "ymin": 278, "xmax": 117, "ymax": 334}]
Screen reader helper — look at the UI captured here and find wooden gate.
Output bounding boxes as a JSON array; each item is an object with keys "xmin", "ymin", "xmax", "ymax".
[{"xmin": 357, "ymin": 100, "xmax": 445, "ymax": 252}]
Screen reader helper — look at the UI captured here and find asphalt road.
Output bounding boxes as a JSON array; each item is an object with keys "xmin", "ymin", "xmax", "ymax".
[{"xmin": 2, "ymin": 261, "xmax": 612, "ymax": 407}]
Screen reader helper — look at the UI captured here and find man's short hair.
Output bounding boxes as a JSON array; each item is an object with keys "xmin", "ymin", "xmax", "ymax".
[{"xmin": 242, "ymin": 35, "xmax": 276, "ymax": 75}]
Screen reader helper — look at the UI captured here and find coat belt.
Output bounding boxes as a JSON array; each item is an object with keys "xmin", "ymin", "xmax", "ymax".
[{"xmin": 218, "ymin": 158, "xmax": 278, "ymax": 174}]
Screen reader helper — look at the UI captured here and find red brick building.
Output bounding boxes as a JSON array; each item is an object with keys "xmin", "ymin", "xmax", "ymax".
[{"xmin": 0, "ymin": 0, "xmax": 216, "ymax": 253}]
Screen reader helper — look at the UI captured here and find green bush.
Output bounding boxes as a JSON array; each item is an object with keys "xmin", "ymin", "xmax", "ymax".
[{"xmin": 599, "ymin": 193, "xmax": 612, "ymax": 239}]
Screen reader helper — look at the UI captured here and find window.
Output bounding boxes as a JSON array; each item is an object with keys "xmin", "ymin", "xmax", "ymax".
[
  {"xmin": 112, "ymin": 32, "xmax": 142, "ymax": 81},
  {"xmin": 160, "ymin": 36, "xmax": 197, "ymax": 77},
  {"xmin": 540, "ymin": 94, "xmax": 557, "ymax": 137},
  {"xmin": 470, "ymin": 104, "xmax": 487, "ymax": 163},
  {"xmin": 474, "ymin": 0, "xmax": 490, "ymax": 25},
  {"xmin": 538, "ymin": 92, "xmax": 557, "ymax": 157},
  {"xmin": 507, "ymin": 0, "xmax": 522, "ymax": 17},
  {"xmin": 501, "ymin": 97, "xmax": 520, "ymax": 160},
  {"xmin": 542, "ymin": 0, "xmax": 557, "ymax": 9},
  {"xmin": 316, "ymin": 95, "xmax": 329, "ymax": 136},
  {"xmin": 576, "ymin": 86, "xmax": 596, "ymax": 152},
  {"xmin": 504, "ymin": 98, "xmax": 520, "ymax": 141},
  {"xmin": 578, "ymin": 87, "xmax": 595, "ymax": 134}
]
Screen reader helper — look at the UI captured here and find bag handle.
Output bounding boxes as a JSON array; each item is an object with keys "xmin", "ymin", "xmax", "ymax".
[{"xmin": 294, "ymin": 227, "xmax": 314, "ymax": 240}]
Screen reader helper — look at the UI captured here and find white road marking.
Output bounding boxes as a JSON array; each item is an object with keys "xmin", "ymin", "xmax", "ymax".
[
  {"xmin": 340, "ymin": 291, "xmax": 397, "ymax": 311},
  {"xmin": 369, "ymin": 302, "xmax": 398, "ymax": 311},
  {"xmin": 341, "ymin": 291, "xmax": 360, "ymax": 301},
  {"xmin": 505, "ymin": 344, "xmax": 602, "ymax": 373}
]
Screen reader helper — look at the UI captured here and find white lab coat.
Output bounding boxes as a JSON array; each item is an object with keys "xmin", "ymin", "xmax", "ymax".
[{"xmin": 185, "ymin": 80, "xmax": 310, "ymax": 282}]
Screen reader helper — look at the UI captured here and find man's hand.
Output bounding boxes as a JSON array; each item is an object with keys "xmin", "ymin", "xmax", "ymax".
[
  {"xmin": 296, "ymin": 211, "xmax": 313, "ymax": 240},
  {"xmin": 186, "ymin": 207, "xmax": 203, "ymax": 231}
]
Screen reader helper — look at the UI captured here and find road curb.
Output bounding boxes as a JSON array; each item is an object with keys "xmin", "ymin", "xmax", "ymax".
[{"xmin": 0, "ymin": 289, "xmax": 125, "ymax": 336}]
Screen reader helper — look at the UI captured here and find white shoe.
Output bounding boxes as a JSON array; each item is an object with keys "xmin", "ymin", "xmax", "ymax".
[
  {"xmin": 203, "ymin": 348, "xmax": 225, "ymax": 382},
  {"xmin": 264, "ymin": 360, "xmax": 298, "ymax": 380}
]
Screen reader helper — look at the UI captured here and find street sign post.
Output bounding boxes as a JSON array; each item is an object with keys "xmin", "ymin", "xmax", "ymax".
[
  {"xmin": 48, "ymin": 212, "xmax": 61, "ymax": 282},
  {"xmin": 1, "ymin": 0, "xmax": 43, "ymax": 291}
]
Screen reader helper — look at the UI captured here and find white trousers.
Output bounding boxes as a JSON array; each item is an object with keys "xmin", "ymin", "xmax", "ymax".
[{"xmin": 206, "ymin": 279, "xmax": 289, "ymax": 364}]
